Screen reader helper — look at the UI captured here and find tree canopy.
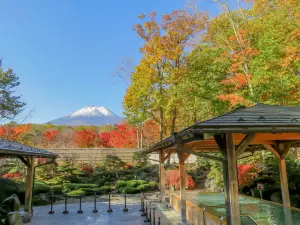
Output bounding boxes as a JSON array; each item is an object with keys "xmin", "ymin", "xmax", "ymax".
[
  {"xmin": 123, "ymin": 0, "xmax": 300, "ymax": 138},
  {"xmin": 0, "ymin": 60, "xmax": 25, "ymax": 121}
]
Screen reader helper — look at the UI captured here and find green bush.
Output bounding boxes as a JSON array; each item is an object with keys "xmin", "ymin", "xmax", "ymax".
[
  {"xmin": 116, "ymin": 180, "xmax": 127, "ymax": 188},
  {"xmin": 63, "ymin": 183, "xmax": 97, "ymax": 193},
  {"xmin": 51, "ymin": 185, "xmax": 63, "ymax": 195},
  {"xmin": 126, "ymin": 180, "xmax": 146, "ymax": 188},
  {"xmin": 34, "ymin": 182, "xmax": 51, "ymax": 194},
  {"xmin": 0, "ymin": 178, "xmax": 19, "ymax": 203},
  {"xmin": 148, "ymin": 181, "xmax": 158, "ymax": 189},
  {"xmin": 123, "ymin": 186, "xmax": 139, "ymax": 194},
  {"xmin": 67, "ymin": 189, "xmax": 86, "ymax": 197},
  {"xmin": 99, "ymin": 185, "xmax": 112, "ymax": 194},
  {"xmin": 93, "ymin": 187, "xmax": 103, "ymax": 195},
  {"xmin": 80, "ymin": 188, "xmax": 96, "ymax": 196}
]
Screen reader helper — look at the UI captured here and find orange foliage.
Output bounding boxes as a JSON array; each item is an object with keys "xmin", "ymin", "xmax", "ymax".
[
  {"xmin": 238, "ymin": 164, "xmax": 258, "ymax": 185},
  {"xmin": 220, "ymin": 73, "xmax": 251, "ymax": 90},
  {"xmin": 142, "ymin": 120, "xmax": 160, "ymax": 146},
  {"xmin": 217, "ymin": 94, "xmax": 251, "ymax": 108},
  {"xmin": 44, "ymin": 130, "xmax": 59, "ymax": 142},
  {"xmin": 99, "ymin": 123, "xmax": 137, "ymax": 148},
  {"xmin": 0, "ymin": 124, "xmax": 31, "ymax": 142},
  {"xmin": 73, "ymin": 129, "xmax": 99, "ymax": 148},
  {"xmin": 165, "ymin": 169, "xmax": 195, "ymax": 190}
]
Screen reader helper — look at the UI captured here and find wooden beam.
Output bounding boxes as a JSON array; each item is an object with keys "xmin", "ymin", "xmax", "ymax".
[
  {"xmin": 159, "ymin": 151, "xmax": 166, "ymax": 203},
  {"xmin": 264, "ymin": 144, "xmax": 280, "ymax": 159},
  {"xmin": 162, "ymin": 152, "xmax": 172, "ymax": 162},
  {"xmin": 226, "ymin": 133, "xmax": 241, "ymax": 225},
  {"xmin": 24, "ymin": 156, "xmax": 34, "ymax": 213},
  {"xmin": 235, "ymin": 134, "xmax": 256, "ymax": 158},
  {"xmin": 185, "ymin": 150, "xmax": 224, "ymax": 162},
  {"xmin": 18, "ymin": 156, "xmax": 29, "ymax": 166}
]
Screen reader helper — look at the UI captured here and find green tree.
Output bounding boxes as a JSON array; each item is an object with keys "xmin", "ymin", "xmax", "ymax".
[{"xmin": 0, "ymin": 60, "xmax": 25, "ymax": 121}]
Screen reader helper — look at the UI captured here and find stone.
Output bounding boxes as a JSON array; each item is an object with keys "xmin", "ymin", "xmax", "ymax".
[{"xmin": 8, "ymin": 212, "xmax": 23, "ymax": 225}]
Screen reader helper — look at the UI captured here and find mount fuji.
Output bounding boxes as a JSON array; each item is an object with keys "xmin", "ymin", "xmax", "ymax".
[{"xmin": 47, "ymin": 106, "xmax": 124, "ymax": 126}]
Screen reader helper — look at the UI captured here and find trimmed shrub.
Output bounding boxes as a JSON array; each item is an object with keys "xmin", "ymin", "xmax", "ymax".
[
  {"xmin": 51, "ymin": 185, "xmax": 63, "ymax": 195},
  {"xmin": 63, "ymin": 183, "xmax": 97, "ymax": 193},
  {"xmin": 116, "ymin": 180, "xmax": 127, "ymax": 188},
  {"xmin": 126, "ymin": 180, "xmax": 146, "ymax": 188},
  {"xmin": 67, "ymin": 189, "xmax": 86, "ymax": 197},
  {"xmin": 99, "ymin": 185, "xmax": 112, "ymax": 194},
  {"xmin": 123, "ymin": 186, "xmax": 139, "ymax": 194},
  {"xmin": 136, "ymin": 184, "xmax": 148, "ymax": 192},
  {"xmin": 148, "ymin": 181, "xmax": 158, "ymax": 189},
  {"xmin": 80, "ymin": 188, "xmax": 96, "ymax": 196},
  {"xmin": 93, "ymin": 187, "xmax": 103, "ymax": 195},
  {"xmin": 34, "ymin": 182, "xmax": 51, "ymax": 194}
]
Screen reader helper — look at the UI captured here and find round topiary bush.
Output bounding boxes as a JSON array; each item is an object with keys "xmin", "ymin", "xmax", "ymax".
[
  {"xmin": 123, "ymin": 187, "xmax": 139, "ymax": 194},
  {"xmin": 67, "ymin": 189, "xmax": 86, "ymax": 197}
]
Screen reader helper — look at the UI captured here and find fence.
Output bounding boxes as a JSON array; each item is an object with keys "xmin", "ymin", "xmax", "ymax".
[
  {"xmin": 48, "ymin": 148, "xmax": 141, "ymax": 164},
  {"xmin": 48, "ymin": 148, "xmax": 197, "ymax": 165}
]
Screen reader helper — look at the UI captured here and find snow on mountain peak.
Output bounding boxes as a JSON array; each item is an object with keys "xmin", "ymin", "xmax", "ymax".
[{"xmin": 69, "ymin": 106, "xmax": 115, "ymax": 117}]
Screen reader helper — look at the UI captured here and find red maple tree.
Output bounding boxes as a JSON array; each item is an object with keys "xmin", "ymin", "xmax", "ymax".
[
  {"xmin": 237, "ymin": 164, "xmax": 257, "ymax": 185},
  {"xmin": 99, "ymin": 123, "xmax": 137, "ymax": 148},
  {"xmin": 0, "ymin": 124, "xmax": 31, "ymax": 142},
  {"xmin": 44, "ymin": 130, "xmax": 59, "ymax": 142},
  {"xmin": 165, "ymin": 169, "xmax": 195, "ymax": 190},
  {"xmin": 73, "ymin": 129, "xmax": 99, "ymax": 148}
]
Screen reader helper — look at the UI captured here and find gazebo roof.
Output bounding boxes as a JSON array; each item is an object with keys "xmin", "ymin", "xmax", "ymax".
[
  {"xmin": 193, "ymin": 104, "xmax": 300, "ymax": 131},
  {"xmin": 0, "ymin": 139, "xmax": 57, "ymax": 158},
  {"xmin": 145, "ymin": 104, "xmax": 300, "ymax": 154}
]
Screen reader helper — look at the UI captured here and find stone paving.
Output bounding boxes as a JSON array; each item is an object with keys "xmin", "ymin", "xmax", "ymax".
[
  {"xmin": 29, "ymin": 202, "xmax": 145, "ymax": 225},
  {"xmin": 28, "ymin": 199, "xmax": 181, "ymax": 225}
]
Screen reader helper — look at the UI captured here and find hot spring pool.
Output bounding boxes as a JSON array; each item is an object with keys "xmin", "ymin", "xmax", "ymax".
[{"xmin": 192, "ymin": 192, "xmax": 300, "ymax": 225}]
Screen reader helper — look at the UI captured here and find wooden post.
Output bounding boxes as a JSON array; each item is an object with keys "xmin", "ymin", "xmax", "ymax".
[
  {"xmin": 226, "ymin": 133, "xmax": 241, "ymax": 225},
  {"xmin": 159, "ymin": 151, "xmax": 166, "ymax": 203},
  {"xmin": 179, "ymin": 158, "xmax": 187, "ymax": 224},
  {"xmin": 214, "ymin": 134, "xmax": 231, "ymax": 225},
  {"xmin": 24, "ymin": 156, "xmax": 34, "ymax": 213},
  {"xmin": 279, "ymin": 158, "xmax": 290, "ymax": 208},
  {"xmin": 279, "ymin": 157, "xmax": 293, "ymax": 225},
  {"xmin": 265, "ymin": 144, "xmax": 293, "ymax": 224},
  {"xmin": 223, "ymin": 159, "xmax": 231, "ymax": 225}
]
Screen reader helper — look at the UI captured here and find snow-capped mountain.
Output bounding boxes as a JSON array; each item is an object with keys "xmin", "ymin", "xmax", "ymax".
[{"xmin": 47, "ymin": 106, "xmax": 124, "ymax": 126}]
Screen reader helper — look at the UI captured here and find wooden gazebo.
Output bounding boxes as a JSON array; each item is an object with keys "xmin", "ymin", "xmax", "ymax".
[
  {"xmin": 144, "ymin": 104, "xmax": 300, "ymax": 225},
  {"xmin": 0, "ymin": 139, "xmax": 56, "ymax": 213}
]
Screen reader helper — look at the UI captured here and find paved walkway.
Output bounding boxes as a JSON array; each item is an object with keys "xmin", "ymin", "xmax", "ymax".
[
  {"xmin": 28, "ymin": 200, "xmax": 181, "ymax": 225},
  {"xmin": 29, "ymin": 202, "xmax": 144, "ymax": 225}
]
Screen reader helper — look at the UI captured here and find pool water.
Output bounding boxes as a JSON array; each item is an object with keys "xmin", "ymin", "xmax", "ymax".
[{"xmin": 195, "ymin": 193, "xmax": 300, "ymax": 225}]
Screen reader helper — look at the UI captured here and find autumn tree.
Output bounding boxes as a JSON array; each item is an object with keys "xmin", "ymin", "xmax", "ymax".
[
  {"xmin": 99, "ymin": 123, "xmax": 137, "ymax": 148},
  {"xmin": 124, "ymin": 10, "xmax": 207, "ymax": 141},
  {"xmin": 43, "ymin": 129, "xmax": 59, "ymax": 147},
  {"xmin": 0, "ymin": 60, "xmax": 26, "ymax": 121},
  {"xmin": 0, "ymin": 124, "xmax": 31, "ymax": 143},
  {"xmin": 73, "ymin": 129, "xmax": 99, "ymax": 148}
]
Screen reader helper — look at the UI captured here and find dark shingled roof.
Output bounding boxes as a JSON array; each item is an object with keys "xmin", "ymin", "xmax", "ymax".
[
  {"xmin": 144, "ymin": 104, "xmax": 300, "ymax": 154},
  {"xmin": 194, "ymin": 104, "xmax": 300, "ymax": 129},
  {"xmin": 0, "ymin": 139, "xmax": 57, "ymax": 158}
]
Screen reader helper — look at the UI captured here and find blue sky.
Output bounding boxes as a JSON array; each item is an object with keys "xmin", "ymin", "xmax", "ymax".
[{"xmin": 0, "ymin": 0, "xmax": 225, "ymax": 124}]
